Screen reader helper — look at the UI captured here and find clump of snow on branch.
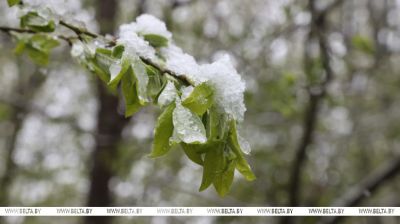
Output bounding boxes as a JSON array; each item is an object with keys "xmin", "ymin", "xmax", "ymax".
[
  {"xmin": 134, "ymin": 14, "xmax": 172, "ymax": 40},
  {"xmin": 118, "ymin": 14, "xmax": 247, "ymax": 121},
  {"xmin": 161, "ymin": 45, "xmax": 206, "ymax": 84},
  {"xmin": 22, "ymin": 0, "xmax": 98, "ymax": 31},
  {"xmin": 117, "ymin": 26, "xmax": 157, "ymax": 60},
  {"xmin": 161, "ymin": 45, "xmax": 246, "ymax": 121},
  {"xmin": 200, "ymin": 55, "xmax": 246, "ymax": 121}
]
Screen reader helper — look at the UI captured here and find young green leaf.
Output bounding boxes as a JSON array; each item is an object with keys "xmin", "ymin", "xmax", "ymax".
[
  {"xmin": 199, "ymin": 144, "xmax": 225, "ymax": 191},
  {"xmin": 30, "ymin": 34, "xmax": 60, "ymax": 51},
  {"xmin": 12, "ymin": 34, "xmax": 59, "ymax": 66},
  {"xmin": 173, "ymin": 102, "xmax": 207, "ymax": 144},
  {"xmin": 205, "ymin": 107, "xmax": 230, "ymax": 141},
  {"xmin": 143, "ymin": 34, "xmax": 169, "ymax": 48},
  {"xmin": 7, "ymin": 0, "xmax": 20, "ymax": 6},
  {"xmin": 228, "ymin": 120, "xmax": 256, "ymax": 181},
  {"xmin": 158, "ymin": 81, "xmax": 178, "ymax": 107},
  {"xmin": 96, "ymin": 47, "xmax": 112, "ymax": 56},
  {"xmin": 146, "ymin": 65, "xmax": 165, "ymax": 101},
  {"xmin": 132, "ymin": 59, "xmax": 149, "ymax": 104},
  {"xmin": 181, "ymin": 143, "xmax": 203, "ymax": 165},
  {"xmin": 213, "ymin": 159, "xmax": 236, "ymax": 197},
  {"xmin": 20, "ymin": 12, "xmax": 55, "ymax": 32},
  {"xmin": 86, "ymin": 58, "xmax": 110, "ymax": 83},
  {"xmin": 95, "ymin": 49, "xmax": 116, "ymax": 69},
  {"xmin": 182, "ymin": 82, "xmax": 214, "ymax": 116},
  {"xmin": 112, "ymin": 45, "xmax": 125, "ymax": 59},
  {"xmin": 108, "ymin": 58, "xmax": 130, "ymax": 89},
  {"xmin": 26, "ymin": 45, "xmax": 49, "ymax": 66},
  {"xmin": 121, "ymin": 67, "xmax": 142, "ymax": 117},
  {"xmin": 149, "ymin": 102, "xmax": 176, "ymax": 158}
]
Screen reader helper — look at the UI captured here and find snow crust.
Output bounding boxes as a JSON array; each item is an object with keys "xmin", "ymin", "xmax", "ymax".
[
  {"xmin": 118, "ymin": 25, "xmax": 157, "ymax": 60},
  {"xmin": 162, "ymin": 44, "xmax": 246, "ymax": 121}
]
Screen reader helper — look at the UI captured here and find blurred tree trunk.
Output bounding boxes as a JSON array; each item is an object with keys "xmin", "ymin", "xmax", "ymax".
[{"xmin": 85, "ymin": 1, "xmax": 125, "ymax": 224}]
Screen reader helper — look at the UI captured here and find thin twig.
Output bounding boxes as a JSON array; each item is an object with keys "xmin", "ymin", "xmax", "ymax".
[
  {"xmin": 0, "ymin": 21, "xmax": 194, "ymax": 86},
  {"xmin": 284, "ymin": 1, "xmax": 340, "ymax": 223},
  {"xmin": 59, "ymin": 20, "xmax": 98, "ymax": 38},
  {"xmin": 0, "ymin": 26, "xmax": 77, "ymax": 46},
  {"xmin": 0, "ymin": 26, "xmax": 35, "ymax": 34}
]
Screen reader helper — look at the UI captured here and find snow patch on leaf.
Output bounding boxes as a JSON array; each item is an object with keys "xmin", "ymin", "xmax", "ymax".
[
  {"xmin": 172, "ymin": 101, "xmax": 207, "ymax": 144},
  {"xmin": 158, "ymin": 81, "xmax": 177, "ymax": 107}
]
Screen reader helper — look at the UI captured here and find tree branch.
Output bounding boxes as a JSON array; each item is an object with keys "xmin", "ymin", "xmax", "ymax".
[
  {"xmin": 284, "ymin": 0, "xmax": 340, "ymax": 221},
  {"xmin": 0, "ymin": 20, "xmax": 193, "ymax": 86},
  {"xmin": 319, "ymin": 155, "xmax": 400, "ymax": 224}
]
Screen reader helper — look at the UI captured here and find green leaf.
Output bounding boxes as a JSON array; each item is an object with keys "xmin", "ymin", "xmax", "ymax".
[
  {"xmin": 112, "ymin": 45, "xmax": 125, "ymax": 59},
  {"xmin": 87, "ymin": 58, "xmax": 110, "ymax": 83},
  {"xmin": 91, "ymin": 48, "xmax": 118, "ymax": 82},
  {"xmin": 228, "ymin": 120, "xmax": 256, "ymax": 181},
  {"xmin": 12, "ymin": 34, "xmax": 59, "ymax": 66},
  {"xmin": 146, "ymin": 65, "xmax": 165, "ymax": 101},
  {"xmin": 181, "ymin": 143, "xmax": 203, "ymax": 165},
  {"xmin": 172, "ymin": 102, "xmax": 207, "ymax": 144},
  {"xmin": 143, "ymin": 34, "xmax": 169, "ymax": 48},
  {"xmin": 121, "ymin": 67, "xmax": 141, "ymax": 117},
  {"xmin": 30, "ymin": 34, "xmax": 59, "ymax": 51},
  {"xmin": 149, "ymin": 102, "xmax": 176, "ymax": 158},
  {"xmin": 213, "ymin": 159, "xmax": 236, "ymax": 197},
  {"xmin": 20, "ymin": 12, "xmax": 55, "ymax": 32},
  {"xmin": 132, "ymin": 59, "xmax": 149, "ymax": 104},
  {"xmin": 199, "ymin": 144, "xmax": 225, "ymax": 191},
  {"xmin": 182, "ymin": 82, "xmax": 214, "ymax": 116},
  {"xmin": 26, "ymin": 45, "xmax": 49, "ymax": 66},
  {"xmin": 95, "ymin": 48, "xmax": 116, "ymax": 68},
  {"xmin": 96, "ymin": 47, "xmax": 112, "ymax": 56},
  {"xmin": 158, "ymin": 81, "xmax": 178, "ymax": 107},
  {"xmin": 205, "ymin": 107, "xmax": 229, "ymax": 141},
  {"xmin": 108, "ymin": 58, "xmax": 130, "ymax": 89},
  {"xmin": 7, "ymin": 0, "xmax": 20, "ymax": 6}
]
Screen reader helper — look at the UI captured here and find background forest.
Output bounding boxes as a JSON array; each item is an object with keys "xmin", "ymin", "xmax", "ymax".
[{"xmin": 1, "ymin": 0, "xmax": 400, "ymax": 224}]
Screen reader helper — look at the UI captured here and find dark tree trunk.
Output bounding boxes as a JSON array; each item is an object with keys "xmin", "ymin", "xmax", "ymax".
[{"xmin": 85, "ymin": 1, "xmax": 124, "ymax": 224}]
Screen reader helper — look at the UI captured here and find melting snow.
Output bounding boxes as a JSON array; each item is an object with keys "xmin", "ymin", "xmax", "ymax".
[
  {"xmin": 173, "ymin": 101, "xmax": 207, "ymax": 144},
  {"xmin": 158, "ymin": 81, "xmax": 177, "ymax": 107}
]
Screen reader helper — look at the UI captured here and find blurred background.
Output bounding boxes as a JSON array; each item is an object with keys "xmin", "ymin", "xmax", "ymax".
[{"xmin": 1, "ymin": 0, "xmax": 400, "ymax": 223}]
